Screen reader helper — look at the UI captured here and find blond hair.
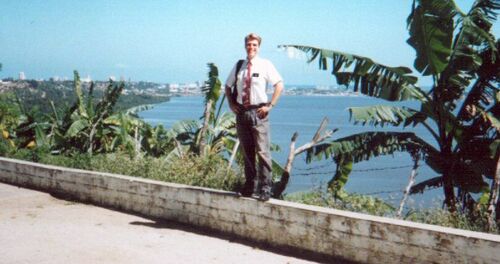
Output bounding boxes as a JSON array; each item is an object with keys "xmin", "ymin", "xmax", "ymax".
[{"xmin": 245, "ymin": 33, "xmax": 262, "ymax": 46}]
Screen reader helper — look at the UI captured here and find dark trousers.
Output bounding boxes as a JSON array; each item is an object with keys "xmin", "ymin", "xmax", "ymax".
[{"xmin": 236, "ymin": 109, "xmax": 272, "ymax": 194}]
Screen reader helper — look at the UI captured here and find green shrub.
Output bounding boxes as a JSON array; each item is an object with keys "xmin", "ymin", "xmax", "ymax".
[
  {"xmin": 9, "ymin": 147, "xmax": 49, "ymax": 163},
  {"xmin": 34, "ymin": 151, "xmax": 243, "ymax": 192},
  {"xmin": 404, "ymin": 207, "xmax": 498, "ymax": 234},
  {"xmin": 0, "ymin": 139, "xmax": 14, "ymax": 156},
  {"xmin": 286, "ymin": 188, "xmax": 498, "ymax": 234},
  {"xmin": 38, "ymin": 152, "xmax": 93, "ymax": 170},
  {"xmin": 285, "ymin": 188, "xmax": 394, "ymax": 217},
  {"xmin": 151, "ymin": 154, "xmax": 243, "ymax": 191}
]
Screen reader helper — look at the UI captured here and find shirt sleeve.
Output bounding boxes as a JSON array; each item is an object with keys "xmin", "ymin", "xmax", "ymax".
[
  {"xmin": 266, "ymin": 60, "xmax": 283, "ymax": 86},
  {"xmin": 225, "ymin": 63, "xmax": 237, "ymax": 88}
]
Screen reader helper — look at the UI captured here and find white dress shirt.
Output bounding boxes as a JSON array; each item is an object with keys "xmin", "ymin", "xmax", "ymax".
[{"xmin": 225, "ymin": 56, "xmax": 282, "ymax": 105}]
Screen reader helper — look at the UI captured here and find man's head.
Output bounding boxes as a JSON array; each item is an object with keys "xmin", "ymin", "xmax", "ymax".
[{"xmin": 245, "ymin": 33, "xmax": 261, "ymax": 60}]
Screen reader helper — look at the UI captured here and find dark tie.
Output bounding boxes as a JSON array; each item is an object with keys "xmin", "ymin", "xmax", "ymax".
[{"xmin": 242, "ymin": 61, "xmax": 252, "ymax": 107}]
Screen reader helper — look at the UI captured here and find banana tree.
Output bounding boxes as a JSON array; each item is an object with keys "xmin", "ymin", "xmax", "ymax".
[
  {"xmin": 52, "ymin": 71, "xmax": 126, "ymax": 155},
  {"xmin": 169, "ymin": 63, "xmax": 239, "ymax": 158},
  {"xmin": 281, "ymin": 0, "xmax": 499, "ymax": 213},
  {"xmin": 0, "ymin": 93, "xmax": 22, "ymax": 150}
]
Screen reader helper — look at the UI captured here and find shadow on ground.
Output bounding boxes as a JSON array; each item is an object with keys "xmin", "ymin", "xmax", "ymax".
[{"xmin": 47, "ymin": 188, "xmax": 354, "ymax": 264}]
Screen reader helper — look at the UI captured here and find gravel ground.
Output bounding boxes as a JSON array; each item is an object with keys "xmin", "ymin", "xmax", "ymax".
[{"xmin": 0, "ymin": 182, "xmax": 316, "ymax": 264}]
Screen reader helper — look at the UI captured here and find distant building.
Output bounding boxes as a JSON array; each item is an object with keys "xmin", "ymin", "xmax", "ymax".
[
  {"xmin": 82, "ymin": 75, "xmax": 92, "ymax": 83},
  {"xmin": 168, "ymin": 83, "xmax": 180, "ymax": 93},
  {"xmin": 109, "ymin": 76, "xmax": 116, "ymax": 81},
  {"xmin": 19, "ymin": 72, "xmax": 26, "ymax": 80}
]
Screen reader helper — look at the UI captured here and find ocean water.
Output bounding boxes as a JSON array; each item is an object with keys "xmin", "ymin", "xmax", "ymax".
[{"xmin": 139, "ymin": 95, "xmax": 444, "ymax": 207}]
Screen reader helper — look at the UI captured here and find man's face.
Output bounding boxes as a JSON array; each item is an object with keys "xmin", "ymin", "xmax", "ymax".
[{"xmin": 245, "ymin": 39, "xmax": 260, "ymax": 59}]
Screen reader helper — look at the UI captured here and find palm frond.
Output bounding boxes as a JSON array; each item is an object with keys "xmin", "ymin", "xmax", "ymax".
[
  {"xmin": 73, "ymin": 71, "xmax": 88, "ymax": 118},
  {"xmin": 170, "ymin": 119, "xmax": 200, "ymax": 145},
  {"xmin": 94, "ymin": 80, "xmax": 124, "ymax": 121},
  {"xmin": 213, "ymin": 112, "xmax": 236, "ymax": 135},
  {"xmin": 306, "ymin": 131, "xmax": 437, "ymax": 164},
  {"xmin": 436, "ymin": 0, "xmax": 499, "ymax": 107},
  {"xmin": 461, "ymin": 0, "xmax": 499, "ymax": 48},
  {"xmin": 407, "ymin": 0, "xmax": 456, "ymax": 76},
  {"xmin": 349, "ymin": 105, "xmax": 419, "ymax": 127},
  {"xmin": 201, "ymin": 63, "xmax": 222, "ymax": 122},
  {"xmin": 458, "ymin": 40, "xmax": 499, "ymax": 123},
  {"xmin": 410, "ymin": 176, "xmax": 443, "ymax": 194},
  {"xmin": 279, "ymin": 45, "xmax": 425, "ymax": 102},
  {"xmin": 327, "ymin": 157, "xmax": 353, "ymax": 194},
  {"xmin": 65, "ymin": 119, "xmax": 90, "ymax": 138}
]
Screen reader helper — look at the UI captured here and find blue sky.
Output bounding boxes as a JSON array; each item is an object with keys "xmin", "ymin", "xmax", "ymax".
[{"xmin": 1, "ymin": 0, "xmax": 498, "ymax": 86}]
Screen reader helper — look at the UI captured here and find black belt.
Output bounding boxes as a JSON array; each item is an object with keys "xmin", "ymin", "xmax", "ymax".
[{"xmin": 238, "ymin": 103, "xmax": 268, "ymax": 111}]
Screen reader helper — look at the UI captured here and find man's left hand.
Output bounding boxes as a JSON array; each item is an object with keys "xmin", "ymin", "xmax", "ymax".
[{"xmin": 257, "ymin": 106, "xmax": 271, "ymax": 119}]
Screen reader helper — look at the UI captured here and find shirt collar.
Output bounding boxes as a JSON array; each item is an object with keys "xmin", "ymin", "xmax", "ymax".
[{"xmin": 247, "ymin": 56, "xmax": 259, "ymax": 64}]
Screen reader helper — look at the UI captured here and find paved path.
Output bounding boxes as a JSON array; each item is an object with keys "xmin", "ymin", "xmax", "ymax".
[{"xmin": 0, "ymin": 182, "xmax": 316, "ymax": 264}]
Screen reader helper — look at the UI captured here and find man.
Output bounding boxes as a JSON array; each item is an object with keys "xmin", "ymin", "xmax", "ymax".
[{"xmin": 225, "ymin": 33, "xmax": 283, "ymax": 201}]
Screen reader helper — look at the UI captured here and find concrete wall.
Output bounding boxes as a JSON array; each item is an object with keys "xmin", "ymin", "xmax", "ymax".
[{"xmin": 0, "ymin": 157, "xmax": 499, "ymax": 263}]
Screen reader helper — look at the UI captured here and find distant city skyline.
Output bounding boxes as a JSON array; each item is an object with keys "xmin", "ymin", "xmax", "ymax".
[{"xmin": 1, "ymin": 0, "xmax": 498, "ymax": 86}]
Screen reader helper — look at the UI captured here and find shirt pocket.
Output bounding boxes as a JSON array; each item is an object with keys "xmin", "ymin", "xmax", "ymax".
[{"xmin": 251, "ymin": 73, "xmax": 265, "ymax": 87}]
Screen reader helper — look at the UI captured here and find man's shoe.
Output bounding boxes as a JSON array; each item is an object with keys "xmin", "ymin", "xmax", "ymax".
[
  {"xmin": 258, "ymin": 191, "xmax": 271, "ymax": 201},
  {"xmin": 239, "ymin": 189, "xmax": 253, "ymax": 198}
]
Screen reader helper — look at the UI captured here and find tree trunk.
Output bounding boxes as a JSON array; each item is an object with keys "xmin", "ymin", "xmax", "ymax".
[
  {"xmin": 442, "ymin": 148, "xmax": 457, "ymax": 212},
  {"xmin": 134, "ymin": 126, "xmax": 142, "ymax": 159},
  {"xmin": 198, "ymin": 99, "xmax": 213, "ymax": 155},
  {"xmin": 443, "ymin": 170, "xmax": 456, "ymax": 212},
  {"xmin": 272, "ymin": 132, "xmax": 298, "ymax": 198},
  {"xmin": 272, "ymin": 117, "xmax": 335, "ymax": 198},
  {"xmin": 88, "ymin": 125, "xmax": 96, "ymax": 156},
  {"xmin": 397, "ymin": 154, "xmax": 419, "ymax": 218},
  {"xmin": 227, "ymin": 139, "xmax": 240, "ymax": 170},
  {"xmin": 487, "ymin": 154, "xmax": 500, "ymax": 231}
]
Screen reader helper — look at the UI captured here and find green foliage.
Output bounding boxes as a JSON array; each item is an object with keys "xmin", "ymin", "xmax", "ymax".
[
  {"xmin": 0, "ymin": 93, "xmax": 22, "ymax": 133},
  {"xmin": 349, "ymin": 105, "xmax": 419, "ymax": 127},
  {"xmin": 285, "ymin": 188, "xmax": 395, "ymax": 217},
  {"xmin": 154, "ymin": 153, "xmax": 242, "ymax": 191},
  {"xmin": 407, "ymin": 0, "xmax": 455, "ymax": 75},
  {"xmin": 0, "ymin": 138, "xmax": 15, "ymax": 156},
  {"xmin": 279, "ymin": 45, "xmax": 423, "ymax": 102},
  {"xmin": 13, "ymin": 150, "xmax": 242, "ymax": 192},
  {"xmin": 9, "ymin": 145, "xmax": 53, "ymax": 163},
  {"xmin": 405, "ymin": 206, "xmax": 498, "ymax": 234},
  {"xmin": 327, "ymin": 158, "xmax": 352, "ymax": 194},
  {"xmin": 286, "ymin": 188, "xmax": 498, "ymax": 233},
  {"xmin": 201, "ymin": 63, "xmax": 222, "ymax": 124},
  {"xmin": 281, "ymin": 0, "xmax": 499, "ymax": 211},
  {"xmin": 11, "ymin": 79, "xmax": 168, "ymax": 115},
  {"xmin": 307, "ymin": 132, "xmax": 435, "ymax": 164}
]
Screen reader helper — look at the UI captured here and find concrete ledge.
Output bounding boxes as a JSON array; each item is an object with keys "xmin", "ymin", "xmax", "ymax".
[{"xmin": 1, "ymin": 157, "xmax": 499, "ymax": 263}]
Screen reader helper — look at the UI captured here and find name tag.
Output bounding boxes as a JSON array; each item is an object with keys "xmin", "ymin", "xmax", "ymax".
[{"xmin": 252, "ymin": 73, "xmax": 259, "ymax": 77}]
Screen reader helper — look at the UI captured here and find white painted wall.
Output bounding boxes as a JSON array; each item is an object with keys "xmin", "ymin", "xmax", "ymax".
[{"xmin": 0, "ymin": 157, "xmax": 499, "ymax": 263}]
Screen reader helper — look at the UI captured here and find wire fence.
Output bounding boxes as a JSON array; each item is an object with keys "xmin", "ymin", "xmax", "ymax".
[
  {"xmin": 289, "ymin": 159, "xmax": 440, "ymax": 203},
  {"xmin": 293, "ymin": 164, "xmax": 415, "ymax": 176}
]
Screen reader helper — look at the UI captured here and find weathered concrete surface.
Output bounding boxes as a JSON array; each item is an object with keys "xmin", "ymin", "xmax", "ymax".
[
  {"xmin": 1, "ymin": 157, "xmax": 499, "ymax": 263},
  {"xmin": 0, "ymin": 183, "xmax": 314, "ymax": 264}
]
